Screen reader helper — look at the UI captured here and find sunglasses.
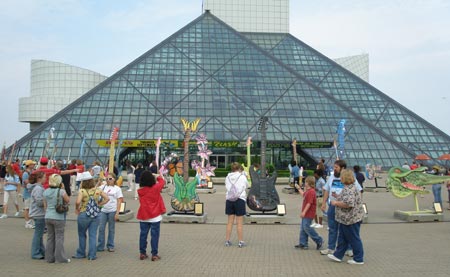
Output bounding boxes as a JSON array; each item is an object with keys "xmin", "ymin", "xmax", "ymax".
[{"xmin": 107, "ymin": 177, "xmax": 115, "ymax": 180}]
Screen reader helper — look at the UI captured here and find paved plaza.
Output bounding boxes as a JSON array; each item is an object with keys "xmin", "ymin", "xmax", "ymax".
[{"xmin": 0, "ymin": 177, "xmax": 449, "ymax": 276}]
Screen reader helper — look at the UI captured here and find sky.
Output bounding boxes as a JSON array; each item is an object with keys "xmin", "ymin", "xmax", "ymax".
[{"xmin": 1, "ymin": 0, "xmax": 449, "ymax": 148}]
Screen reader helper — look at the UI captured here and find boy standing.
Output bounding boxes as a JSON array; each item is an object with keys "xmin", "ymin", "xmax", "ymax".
[{"xmin": 295, "ymin": 176, "xmax": 323, "ymax": 250}]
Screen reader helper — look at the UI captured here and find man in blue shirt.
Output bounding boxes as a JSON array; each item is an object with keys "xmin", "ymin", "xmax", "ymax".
[
  {"xmin": 290, "ymin": 161, "xmax": 300, "ymax": 193},
  {"xmin": 320, "ymin": 160, "xmax": 362, "ymax": 256}
]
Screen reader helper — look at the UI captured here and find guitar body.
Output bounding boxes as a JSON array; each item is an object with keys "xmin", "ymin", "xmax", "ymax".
[{"xmin": 247, "ymin": 166, "xmax": 279, "ymax": 211}]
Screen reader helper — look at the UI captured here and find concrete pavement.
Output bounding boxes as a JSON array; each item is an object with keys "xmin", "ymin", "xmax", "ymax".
[{"xmin": 0, "ymin": 178, "xmax": 449, "ymax": 276}]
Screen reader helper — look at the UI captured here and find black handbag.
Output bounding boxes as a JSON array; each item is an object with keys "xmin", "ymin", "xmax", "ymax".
[{"xmin": 55, "ymin": 188, "xmax": 69, "ymax": 214}]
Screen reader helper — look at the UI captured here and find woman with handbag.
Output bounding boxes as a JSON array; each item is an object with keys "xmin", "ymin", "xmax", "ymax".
[
  {"xmin": 43, "ymin": 174, "xmax": 71, "ymax": 263},
  {"xmin": 0, "ymin": 165, "xmax": 21, "ymax": 219},
  {"xmin": 73, "ymin": 172, "xmax": 109, "ymax": 261}
]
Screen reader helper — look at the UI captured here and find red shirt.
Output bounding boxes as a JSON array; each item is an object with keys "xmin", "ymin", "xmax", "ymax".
[
  {"xmin": 302, "ymin": 188, "xmax": 317, "ymax": 219},
  {"xmin": 137, "ymin": 176, "xmax": 166, "ymax": 220},
  {"xmin": 37, "ymin": 167, "xmax": 61, "ymax": 189},
  {"xmin": 76, "ymin": 165, "xmax": 85, "ymax": 173},
  {"xmin": 12, "ymin": 162, "xmax": 22, "ymax": 177},
  {"xmin": 68, "ymin": 164, "xmax": 77, "ymax": 175}
]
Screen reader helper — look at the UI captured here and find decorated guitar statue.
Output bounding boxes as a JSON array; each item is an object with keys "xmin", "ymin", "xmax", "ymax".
[
  {"xmin": 108, "ymin": 127, "xmax": 120, "ymax": 174},
  {"xmin": 290, "ymin": 139, "xmax": 297, "ymax": 188},
  {"xmin": 247, "ymin": 117, "xmax": 280, "ymax": 212},
  {"xmin": 155, "ymin": 137, "xmax": 161, "ymax": 170},
  {"xmin": 169, "ymin": 118, "xmax": 201, "ymax": 212},
  {"xmin": 241, "ymin": 136, "xmax": 252, "ymax": 187}
]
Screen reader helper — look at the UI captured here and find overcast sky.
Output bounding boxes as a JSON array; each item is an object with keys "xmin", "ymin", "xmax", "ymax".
[{"xmin": 1, "ymin": 0, "xmax": 449, "ymax": 148}]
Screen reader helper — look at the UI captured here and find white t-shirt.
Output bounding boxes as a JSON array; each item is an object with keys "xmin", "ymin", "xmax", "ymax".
[{"xmin": 99, "ymin": 184, "xmax": 123, "ymax": 213}]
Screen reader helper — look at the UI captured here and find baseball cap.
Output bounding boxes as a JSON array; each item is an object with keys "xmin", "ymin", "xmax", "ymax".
[
  {"xmin": 77, "ymin": 171, "xmax": 93, "ymax": 181},
  {"xmin": 40, "ymin": 157, "xmax": 49, "ymax": 164},
  {"xmin": 25, "ymin": 160, "xmax": 36, "ymax": 166}
]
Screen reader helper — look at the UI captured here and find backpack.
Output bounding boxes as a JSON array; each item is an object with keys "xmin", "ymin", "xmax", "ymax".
[
  {"xmin": 226, "ymin": 174, "xmax": 243, "ymax": 202},
  {"xmin": 85, "ymin": 190, "xmax": 100, "ymax": 218}
]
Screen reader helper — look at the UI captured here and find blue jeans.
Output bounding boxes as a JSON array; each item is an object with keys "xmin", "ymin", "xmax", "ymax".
[
  {"xmin": 326, "ymin": 205, "xmax": 338, "ymax": 250},
  {"xmin": 31, "ymin": 217, "xmax": 45, "ymax": 259},
  {"xmin": 97, "ymin": 211, "xmax": 116, "ymax": 251},
  {"xmin": 299, "ymin": 217, "xmax": 322, "ymax": 247},
  {"xmin": 139, "ymin": 221, "xmax": 161, "ymax": 256},
  {"xmin": 432, "ymin": 184, "xmax": 442, "ymax": 205},
  {"xmin": 333, "ymin": 222, "xmax": 364, "ymax": 262},
  {"xmin": 75, "ymin": 212, "xmax": 99, "ymax": 259}
]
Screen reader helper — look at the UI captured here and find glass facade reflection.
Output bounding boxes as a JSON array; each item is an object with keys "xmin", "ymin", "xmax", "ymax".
[{"xmin": 8, "ymin": 12, "xmax": 450, "ymax": 169}]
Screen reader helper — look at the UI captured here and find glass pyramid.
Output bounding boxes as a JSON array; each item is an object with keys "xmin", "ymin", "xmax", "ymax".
[{"xmin": 8, "ymin": 12, "xmax": 450, "ymax": 169}]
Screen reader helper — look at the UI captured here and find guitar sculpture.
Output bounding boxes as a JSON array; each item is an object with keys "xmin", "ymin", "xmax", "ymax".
[
  {"xmin": 247, "ymin": 117, "xmax": 280, "ymax": 212},
  {"xmin": 290, "ymin": 139, "xmax": 297, "ymax": 188},
  {"xmin": 241, "ymin": 136, "xmax": 252, "ymax": 187},
  {"xmin": 108, "ymin": 127, "xmax": 119, "ymax": 174},
  {"xmin": 170, "ymin": 118, "xmax": 201, "ymax": 212}
]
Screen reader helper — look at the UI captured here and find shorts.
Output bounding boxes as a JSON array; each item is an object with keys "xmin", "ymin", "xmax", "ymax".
[
  {"xmin": 225, "ymin": 199, "xmax": 246, "ymax": 216},
  {"xmin": 4, "ymin": 190, "xmax": 18, "ymax": 205},
  {"xmin": 23, "ymin": 198, "xmax": 32, "ymax": 209},
  {"xmin": 316, "ymin": 197, "xmax": 323, "ymax": 217}
]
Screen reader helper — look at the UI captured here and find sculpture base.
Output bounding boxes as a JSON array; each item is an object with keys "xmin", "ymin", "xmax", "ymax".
[
  {"xmin": 118, "ymin": 211, "xmax": 135, "ymax": 222},
  {"xmin": 196, "ymin": 188, "xmax": 216, "ymax": 194},
  {"xmin": 281, "ymin": 187, "xmax": 297, "ymax": 194},
  {"xmin": 394, "ymin": 210, "xmax": 443, "ymax": 222},
  {"xmin": 244, "ymin": 214, "xmax": 287, "ymax": 224},
  {"xmin": 162, "ymin": 212, "xmax": 207, "ymax": 223}
]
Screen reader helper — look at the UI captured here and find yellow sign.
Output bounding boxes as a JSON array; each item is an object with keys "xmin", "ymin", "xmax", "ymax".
[{"xmin": 96, "ymin": 140, "xmax": 180, "ymax": 148}]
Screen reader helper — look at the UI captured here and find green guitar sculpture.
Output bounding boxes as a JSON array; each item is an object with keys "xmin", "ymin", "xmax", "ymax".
[{"xmin": 387, "ymin": 166, "xmax": 450, "ymax": 212}]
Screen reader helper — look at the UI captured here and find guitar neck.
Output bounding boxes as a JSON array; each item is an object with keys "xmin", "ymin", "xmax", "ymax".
[
  {"xmin": 260, "ymin": 130, "xmax": 266, "ymax": 176},
  {"xmin": 246, "ymin": 143, "xmax": 251, "ymax": 168},
  {"xmin": 108, "ymin": 143, "xmax": 115, "ymax": 173},
  {"xmin": 183, "ymin": 131, "xmax": 190, "ymax": 182}
]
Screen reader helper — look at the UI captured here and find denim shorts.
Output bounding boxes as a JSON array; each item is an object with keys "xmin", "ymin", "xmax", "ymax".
[{"xmin": 225, "ymin": 199, "xmax": 246, "ymax": 216}]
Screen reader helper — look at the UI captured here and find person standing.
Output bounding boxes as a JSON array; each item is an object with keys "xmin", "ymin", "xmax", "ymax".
[
  {"xmin": 431, "ymin": 165, "xmax": 443, "ymax": 206},
  {"xmin": 133, "ymin": 163, "xmax": 145, "ymax": 200},
  {"xmin": 327, "ymin": 169, "xmax": 365, "ymax": 265},
  {"xmin": 43, "ymin": 174, "xmax": 70, "ymax": 263},
  {"xmin": 224, "ymin": 162, "xmax": 248, "ymax": 248},
  {"xmin": 29, "ymin": 171, "xmax": 46, "ymax": 259},
  {"xmin": 291, "ymin": 161, "xmax": 300, "ymax": 193},
  {"xmin": 1, "ymin": 165, "xmax": 21, "ymax": 218},
  {"xmin": 137, "ymin": 170, "xmax": 166, "ymax": 261},
  {"xmin": 295, "ymin": 176, "xmax": 323, "ymax": 250},
  {"xmin": 126, "ymin": 160, "xmax": 135, "ymax": 192},
  {"xmin": 97, "ymin": 173, "xmax": 123, "ymax": 252},
  {"xmin": 22, "ymin": 160, "xmax": 36, "ymax": 228},
  {"xmin": 72, "ymin": 173, "xmax": 109, "ymax": 261},
  {"xmin": 312, "ymin": 169, "xmax": 325, "ymax": 228},
  {"xmin": 353, "ymin": 165, "xmax": 365, "ymax": 191},
  {"xmin": 320, "ymin": 160, "xmax": 362, "ymax": 256}
]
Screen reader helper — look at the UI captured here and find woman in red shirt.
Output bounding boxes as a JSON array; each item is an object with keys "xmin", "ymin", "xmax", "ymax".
[{"xmin": 136, "ymin": 171, "xmax": 165, "ymax": 261}]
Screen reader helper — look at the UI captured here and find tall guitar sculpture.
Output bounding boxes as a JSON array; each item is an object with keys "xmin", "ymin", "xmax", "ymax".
[
  {"xmin": 241, "ymin": 136, "xmax": 252, "ymax": 187},
  {"xmin": 289, "ymin": 139, "xmax": 297, "ymax": 188},
  {"xmin": 170, "ymin": 118, "xmax": 201, "ymax": 212},
  {"xmin": 247, "ymin": 117, "xmax": 280, "ymax": 212}
]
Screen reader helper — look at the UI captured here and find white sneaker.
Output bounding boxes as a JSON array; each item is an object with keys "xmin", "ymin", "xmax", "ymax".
[
  {"xmin": 345, "ymin": 250, "xmax": 354, "ymax": 257},
  {"xmin": 315, "ymin": 224, "xmax": 323, "ymax": 228},
  {"xmin": 310, "ymin": 223, "xmax": 318, "ymax": 228},
  {"xmin": 14, "ymin": 211, "xmax": 20, "ymax": 217},
  {"xmin": 320, "ymin": 249, "xmax": 333, "ymax": 255},
  {"xmin": 127, "ymin": 189, "xmax": 132, "ymax": 192},
  {"xmin": 25, "ymin": 223, "xmax": 34, "ymax": 229},
  {"xmin": 0, "ymin": 214, "xmax": 7, "ymax": 219},
  {"xmin": 327, "ymin": 254, "xmax": 342, "ymax": 263},
  {"xmin": 347, "ymin": 259, "xmax": 364, "ymax": 265}
]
